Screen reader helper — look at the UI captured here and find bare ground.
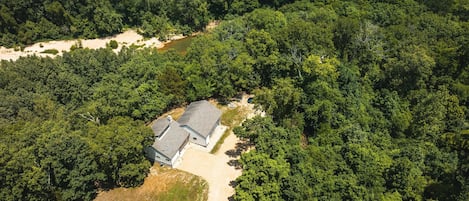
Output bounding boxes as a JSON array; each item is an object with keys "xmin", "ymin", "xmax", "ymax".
[{"xmin": 94, "ymin": 165, "xmax": 208, "ymax": 201}]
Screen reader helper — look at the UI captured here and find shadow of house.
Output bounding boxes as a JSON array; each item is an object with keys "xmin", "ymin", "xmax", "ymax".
[
  {"xmin": 144, "ymin": 117, "xmax": 190, "ymax": 167},
  {"xmin": 178, "ymin": 100, "xmax": 222, "ymax": 147}
]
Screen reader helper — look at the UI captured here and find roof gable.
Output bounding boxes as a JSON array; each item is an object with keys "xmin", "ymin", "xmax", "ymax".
[
  {"xmin": 151, "ymin": 120, "xmax": 189, "ymax": 159},
  {"xmin": 151, "ymin": 118, "xmax": 171, "ymax": 137},
  {"xmin": 178, "ymin": 100, "xmax": 222, "ymax": 137}
]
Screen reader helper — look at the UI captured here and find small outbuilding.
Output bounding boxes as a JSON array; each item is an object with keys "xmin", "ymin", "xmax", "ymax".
[{"xmin": 178, "ymin": 100, "xmax": 222, "ymax": 147}]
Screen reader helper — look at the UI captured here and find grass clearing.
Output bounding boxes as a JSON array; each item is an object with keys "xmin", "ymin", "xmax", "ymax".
[
  {"xmin": 166, "ymin": 107, "xmax": 185, "ymax": 121},
  {"xmin": 211, "ymin": 106, "xmax": 249, "ymax": 154},
  {"xmin": 94, "ymin": 165, "xmax": 208, "ymax": 201}
]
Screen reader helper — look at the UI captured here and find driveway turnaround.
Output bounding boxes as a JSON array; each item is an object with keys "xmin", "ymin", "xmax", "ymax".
[{"xmin": 176, "ymin": 132, "xmax": 242, "ymax": 201}]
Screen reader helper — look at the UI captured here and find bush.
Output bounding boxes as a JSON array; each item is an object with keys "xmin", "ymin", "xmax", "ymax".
[
  {"xmin": 109, "ymin": 40, "xmax": 118, "ymax": 49},
  {"xmin": 70, "ymin": 40, "xmax": 83, "ymax": 51},
  {"xmin": 41, "ymin": 49, "xmax": 59, "ymax": 54}
]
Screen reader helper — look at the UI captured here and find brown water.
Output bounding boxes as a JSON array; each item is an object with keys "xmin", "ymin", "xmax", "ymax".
[{"xmin": 158, "ymin": 36, "xmax": 196, "ymax": 55}]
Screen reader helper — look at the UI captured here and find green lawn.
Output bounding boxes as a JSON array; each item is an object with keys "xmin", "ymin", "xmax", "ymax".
[{"xmin": 211, "ymin": 106, "xmax": 249, "ymax": 154}]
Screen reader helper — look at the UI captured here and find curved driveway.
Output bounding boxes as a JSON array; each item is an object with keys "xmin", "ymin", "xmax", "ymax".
[{"xmin": 175, "ymin": 131, "xmax": 242, "ymax": 201}]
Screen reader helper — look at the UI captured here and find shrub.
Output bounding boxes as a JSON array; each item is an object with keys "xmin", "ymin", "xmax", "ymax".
[
  {"xmin": 109, "ymin": 40, "xmax": 118, "ymax": 49},
  {"xmin": 41, "ymin": 49, "xmax": 59, "ymax": 54}
]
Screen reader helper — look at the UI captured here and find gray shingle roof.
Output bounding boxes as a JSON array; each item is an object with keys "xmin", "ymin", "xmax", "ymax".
[
  {"xmin": 151, "ymin": 119, "xmax": 189, "ymax": 159},
  {"xmin": 151, "ymin": 117, "xmax": 171, "ymax": 137},
  {"xmin": 178, "ymin": 100, "xmax": 222, "ymax": 138}
]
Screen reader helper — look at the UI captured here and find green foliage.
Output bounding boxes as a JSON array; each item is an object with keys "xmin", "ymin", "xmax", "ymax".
[
  {"xmin": 109, "ymin": 40, "xmax": 118, "ymax": 49},
  {"xmin": 140, "ymin": 12, "xmax": 173, "ymax": 39},
  {"xmin": 35, "ymin": 122, "xmax": 104, "ymax": 200},
  {"xmin": 235, "ymin": 151, "xmax": 290, "ymax": 201},
  {"xmin": 385, "ymin": 157, "xmax": 426, "ymax": 200},
  {"xmin": 185, "ymin": 35, "xmax": 258, "ymax": 99},
  {"xmin": 244, "ymin": 9, "xmax": 286, "ymax": 32},
  {"xmin": 1, "ymin": 0, "xmax": 469, "ymax": 200},
  {"xmin": 86, "ymin": 116, "xmax": 152, "ymax": 187},
  {"xmin": 40, "ymin": 48, "xmax": 59, "ymax": 54},
  {"xmin": 229, "ymin": 1, "xmax": 469, "ymax": 200},
  {"xmin": 254, "ymin": 78, "xmax": 302, "ymax": 121}
]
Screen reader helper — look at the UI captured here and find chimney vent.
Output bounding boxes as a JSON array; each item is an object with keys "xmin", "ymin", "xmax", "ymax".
[{"xmin": 167, "ymin": 115, "xmax": 173, "ymax": 122}]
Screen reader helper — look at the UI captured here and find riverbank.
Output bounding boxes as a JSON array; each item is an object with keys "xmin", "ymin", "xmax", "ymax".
[
  {"xmin": 0, "ymin": 30, "xmax": 185, "ymax": 61},
  {"xmin": 0, "ymin": 21, "xmax": 220, "ymax": 62}
]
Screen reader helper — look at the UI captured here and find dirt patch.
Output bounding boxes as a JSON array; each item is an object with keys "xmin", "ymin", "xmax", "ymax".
[
  {"xmin": 162, "ymin": 107, "xmax": 186, "ymax": 121},
  {"xmin": 205, "ymin": 21, "xmax": 220, "ymax": 31},
  {"xmin": 94, "ymin": 165, "xmax": 207, "ymax": 201}
]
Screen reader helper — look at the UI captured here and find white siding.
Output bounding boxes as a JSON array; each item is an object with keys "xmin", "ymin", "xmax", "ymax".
[
  {"xmin": 182, "ymin": 125, "xmax": 208, "ymax": 146},
  {"xmin": 205, "ymin": 135, "xmax": 210, "ymax": 145},
  {"xmin": 171, "ymin": 151, "xmax": 180, "ymax": 166},
  {"xmin": 144, "ymin": 147, "xmax": 173, "ymax": 166}
]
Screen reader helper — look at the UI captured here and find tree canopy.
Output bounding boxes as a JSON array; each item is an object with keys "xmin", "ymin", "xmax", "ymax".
[{"xmin": 1, "ymin": 0, "xmax": 469, "ymax": 200}]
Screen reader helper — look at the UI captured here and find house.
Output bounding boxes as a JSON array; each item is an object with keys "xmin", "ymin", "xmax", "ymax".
[
  {"xmin": 178, "ymin": 100, "xmax": 222, "ymax": 147},
  {"xmin": 145, "ymin": 100, "xmax": 222, "ymax": 167},
  {"xmin": 144, "ymin": 116, "xmax": 190, "ymax": 167}
]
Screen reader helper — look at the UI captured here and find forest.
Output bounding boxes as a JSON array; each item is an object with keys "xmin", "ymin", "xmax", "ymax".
[
  {"xmin": 1, "ymin": 0, "xmax": 468, "ymax": 200},
  {"xmin": 0, "ymin": 0, "xmax": 295, "ymax": 47}
]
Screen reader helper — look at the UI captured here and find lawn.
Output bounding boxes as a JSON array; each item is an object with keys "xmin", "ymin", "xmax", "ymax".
[
  {"xmin": 210, "ymin": 106, "xmax": 249, "ymax": 154},
  {"xmin": 94, "ymin": 165, "xmax": 208, "ymax": 201}
]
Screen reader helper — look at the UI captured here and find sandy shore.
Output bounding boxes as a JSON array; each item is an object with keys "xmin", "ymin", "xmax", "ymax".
[{"xmin": 0, "ymin": 30, "xmax": 185, "ymax": 61}]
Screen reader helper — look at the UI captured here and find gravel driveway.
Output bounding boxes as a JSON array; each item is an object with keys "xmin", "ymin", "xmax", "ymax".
[{"xmin": 176, "ymin": 131, "xmax": 243, "ymax": 201}]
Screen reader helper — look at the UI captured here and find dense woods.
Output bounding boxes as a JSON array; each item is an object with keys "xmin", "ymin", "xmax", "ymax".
[
  {"xmin": 0, "ymin": 0, "xmax": 295, "ymax": 47},
  {"xmin": 1, "ymin": 0, "xmax": 469, "ymax": 200}
]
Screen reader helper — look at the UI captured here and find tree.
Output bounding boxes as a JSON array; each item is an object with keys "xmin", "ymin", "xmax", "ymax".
[
  {"xmin": 276, "ymin": 19, "xmax": 335, "ymax": 77},
  {"xmin": 244, "ymin": 9, "xmax": 286, "ymax": 32},
  {"xmin": 385, "ymin": 157, "xmax": 426, "ymax": 201},
  {"xmin": 86, "ymin": 116, "xmax": 153, "ymax": 187},
  {"xmin": 140, "ymin": 12, "xmax": 173, "ymax": 38},
  {"xmin": 234, "ymin": 151, "xmax": 290, "ymax": 201},
  {"xmin": 168, "ymin": 0, "xmax": 210, "ymax": 31},
  {"xmin": 35, "ymin": 123, "xmax": 104, "ymax": 200},
  {"xmin": 253, "ymin": 78, "xmax": 302, "ymax": 121},
  {"xmin": 185, "ymin": 35, "xmax": 257, "ymax": 99},
  {"xmin": 245, "ymin": 29, "xmax": 281, "ymax": 86},
  {"xmin": 229, "ymin": 0, "xmax": 260, "ymax": 15},
  {"xmin": 375, "ymin": 89, "xmax": 413, "ymax": 138},
  {"xmin": 157, "ymin": 65, "xmax": 188, "ymax": 105},
  {"xmin": 333, "ymin": 17, "xmax": 360, "ymax": 61},
  {"xmin": 408, "ymin": 88, "xmax": 464, "ymax": 140}
]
